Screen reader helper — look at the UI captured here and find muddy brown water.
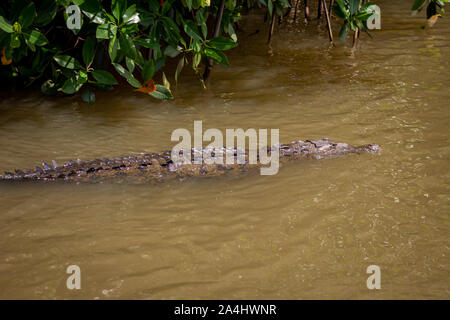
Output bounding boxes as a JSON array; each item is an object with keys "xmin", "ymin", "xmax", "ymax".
[{"xmin": 0, "ymin": 1, "xmax": 448, "ymax": 299}]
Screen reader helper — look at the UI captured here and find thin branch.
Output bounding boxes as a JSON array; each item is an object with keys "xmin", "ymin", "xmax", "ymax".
[{"xmin": 203, "ymin": 0, "xmax": 226, "ymax": 82}]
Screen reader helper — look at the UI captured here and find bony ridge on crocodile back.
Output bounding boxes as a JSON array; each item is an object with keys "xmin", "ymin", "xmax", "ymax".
[{"xmin": 0, "ymin": 138, "xmax": 381, "ymax": 183}]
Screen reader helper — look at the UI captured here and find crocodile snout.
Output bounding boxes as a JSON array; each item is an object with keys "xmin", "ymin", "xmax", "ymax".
[{"xmin": 366, "ymin": 144, "xmax": 382, "ymax": 153}]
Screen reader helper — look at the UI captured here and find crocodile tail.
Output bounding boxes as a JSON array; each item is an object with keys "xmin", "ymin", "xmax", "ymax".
[{"xmin": 0, "ymin": 171, "xmax": 20, "ymax": 180}]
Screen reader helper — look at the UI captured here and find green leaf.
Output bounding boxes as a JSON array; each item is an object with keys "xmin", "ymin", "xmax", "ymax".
[
  {"xmin": 268, "ymin": 0, "xmax": 273, "ymax": 16},
  {"xmin": 83, "ymin": 11, "xmax": 106, "ymax": 24},
  {"xmin": 25, "ymin": 30, "xmax": 48, "ymax": 46},
  {"xmin": 92, "ymin": 69, "xmax": 118, "ymax": 85},
  {"xmin": 349, "ymin": 0, "xmax": 360, "ymax": 15},
  {"xmin": 119, "ymin": 33, "xmax": 136, "ymax": 59},
  {"xmin": 164, "ymin": 45, "xmax": 181, "ymax": 58},
  {"xmin": 332, "ymin": 2, "xmax": 348, "ymax": 19},
  {"xmin": 334, "ymin": 0, "xmax": 350, "ymax": 19},
  {"xmin": 127, "ymin": 75, "xmax": 141, "ymax": 88},
  {"xmin": 149, "ymin": 84, "xmax": 174, "ymax": 100},
  {"xmin": 360, "ymin": 2, "xmax": 376, "ymax": 12},
  {"xmin": 0, "ymin": 15, "xmax": 13, "ymax": 33},
  {"xmin": 227, "ymin": 23, "xmax": 237, "ymax": 42},
  {"xmin": 412, "ymin": 0, "xmax": 427, "ymax": 11},
  {"xmin": 183, "ymin": 20, "xmax": 202, "ymax": 41},
  {"xmin": 196, "ymin": 9, "xmax": 206, "ymax": 36},
  {"xmin": 18, "ymin": 2, "xmax": 36, "ymax": 29},
  {"xmin": 61, "ymin": 75, "xmax": 84, "ymax": 94},
  {"xmin": 122, "ymin": 4, "xmax": 140, "ymax": 24},
  {"xmin": 112, "ymin": 0, "xmax": 127, "ymax": 22},
  {"xmin": 54, "ymin": 55, "xmax": 82, "ymax": 69},
  {"xmin": 81, "ymin": 87, "xmax": 96, "ymax": 104},
  {"xmin": 78, "ymin": 70, "xmax": 88, "ymax": 83},
  {"xmin": 13, "ymin": 21, "xmax": 22, "ymax": 33},
  {"xmin": 142, "ymin": 60, "xmax": 155, "ymax": 82},
  {"xmin": 122, "ymin": 4, "xmax": 135, "ymax": 21},
  {"xmin": 109, "ymin": 36, "xmax": 118, "ymax": 61},
  {"xmin": 193, "ymin": 52, "xmax": 201, "ymax": 69},
  {"xmin": 204, "ymin": 47, "xmax": 230, "ymax": 66},
  {"xmin": 192, "ymin": 39, "xmax": 202, "ymax": 52},
  {"xmin": 339, "ymin": 22, "xmax": 351, "ymax": 41},
  {"xmin": 113, "ymin": 63, "xmax": 141, "ymax": 88},
  {"xmin": 208, "ymin": 37, "xmax": 238, "ymax": 50},
  {"xmin": 79, "ymin": 0, "xmax": 103, "ymax": 14},
  {"xmin": 25, "ymin": 37, "xmax": 36, "ymax": 52},
  {"xmin": 175, "ymin": 57, "xmax": 184, "ymax": 84},
  {"xmin": 96, "ymin": 23, "xmax": 117, "ymax": 39},
  {"xmin": 162, "ymin": 72, "xmax": 170, "ymax": 90},
  {"xmin": 356, "ymin": 11, "xmax": 374, "ymax": 22},
  {"xmin": 161, "ymin": 16, "xmax": 182, "ymax": 44},
  {"xmin": 350, "ymin": 21, "xmax": 355, "ymax": 31},
  {"xmin": 10, "ymin": 33, "xmax": 21, "ymax": 48},
  {"xmin": 201, "ymin": 22, "xmax": 207, "ymax": 39},
  {"xmin": 80, "ymin": 0, "xmax": 107, "ymax": 24},
  {"xmin": 82, "ymin": 37, "xmax": 96, "ymax": 66},
  {"xmin": 61, "ymin": 80, "xmax": 78, "ymax": 94},
  {"xmin": 135, "ymin": 38, "xmax": 159, "ymax": 49},
  {"xmin": 126, "ymin": 56, "xmax": 135, "ymax": 73}
]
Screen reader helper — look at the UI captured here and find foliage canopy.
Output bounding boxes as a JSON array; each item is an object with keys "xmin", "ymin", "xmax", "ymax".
[{"xmin": 0, "ymin": 0, "xmax": 446, "ymax": 103}]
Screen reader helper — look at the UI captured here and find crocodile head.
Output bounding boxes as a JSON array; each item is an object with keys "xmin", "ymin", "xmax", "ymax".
[{"xmin": 360, "ymin": 143, "xmax": 382, "ymax": 153}]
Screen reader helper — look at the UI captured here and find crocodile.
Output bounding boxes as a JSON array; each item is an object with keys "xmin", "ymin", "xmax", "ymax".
[{"xmin": 0, "ymin": 138, "xmax": 381, "ymax": 183}]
